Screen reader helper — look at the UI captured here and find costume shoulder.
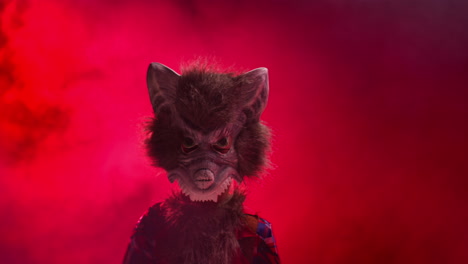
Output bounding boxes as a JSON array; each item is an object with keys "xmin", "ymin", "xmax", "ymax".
[
  {"xmin": 244, "ymin": 212, "xmax": 281, "ymax": 264},
  {"xmin": 123, "ymin": 203, "xmax": 165, "ymax": 264}
]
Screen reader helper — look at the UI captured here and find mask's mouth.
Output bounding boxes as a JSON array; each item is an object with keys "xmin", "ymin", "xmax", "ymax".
[
  {"xmin": 193, "ymin": 168, "xmax": 215, "ymax": 190},
  {"xmin": 177, "ymin": 175, "xmax": 232, "ymax": 202},
  {"xmin": 169, "ymin": 165, "xmax": 240, "ymax": 202}
]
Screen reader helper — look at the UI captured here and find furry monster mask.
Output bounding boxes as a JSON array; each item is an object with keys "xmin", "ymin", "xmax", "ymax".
[{"xmin": 145, "ymin": 62, "xmax": 270, "ymax": 202}]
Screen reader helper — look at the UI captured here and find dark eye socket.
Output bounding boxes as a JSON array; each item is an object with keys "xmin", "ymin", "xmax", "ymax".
[
  {"xmin": 182, "ymin": 137, "xmax": 198, "ymax": 153},
  {"xmin": 212, "ymin": 137, "xmax": 231, "ymax": 154},
  {"xmin": 216, "ymin": 137, "xmax": 229, "ymax": 147}
]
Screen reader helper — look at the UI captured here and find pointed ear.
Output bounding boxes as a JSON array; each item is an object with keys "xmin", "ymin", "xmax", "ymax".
[
  {"xmin": 240, "ymin": 67, "xmax": 269, "ymax": 121},
  {"xmin": 147, "ymin": 62, "xmax": 180, "ymax": 115}
]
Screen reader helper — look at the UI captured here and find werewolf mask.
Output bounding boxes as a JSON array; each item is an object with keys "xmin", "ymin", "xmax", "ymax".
[{"xmin": 146, "ymin": 63, "xmax": 270, "ymax": 202}]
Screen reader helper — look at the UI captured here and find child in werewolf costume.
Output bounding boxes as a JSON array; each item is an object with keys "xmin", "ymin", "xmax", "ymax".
[{"xmin": 123, "ymin": 62, "xmax": 280, "ymax": 264}]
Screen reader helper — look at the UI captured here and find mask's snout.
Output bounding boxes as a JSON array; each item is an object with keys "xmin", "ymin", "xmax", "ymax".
[{"xmin": 194, "ymin": 169, "xmax": 215, "ymax": 190}]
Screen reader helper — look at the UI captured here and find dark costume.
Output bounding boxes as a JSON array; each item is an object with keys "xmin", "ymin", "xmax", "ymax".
[
  {"xmin": 124, "ymin": 62, "xmax": 279, "ymax": 263},
  {"xmin": 123, "ymin": 192, "xmax": 279, "ymax": 263}
]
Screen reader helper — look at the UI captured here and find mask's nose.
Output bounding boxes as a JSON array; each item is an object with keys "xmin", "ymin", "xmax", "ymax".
[{"xmin": 193, "ymin": 169, "xmax": 214, "ymax": 190}]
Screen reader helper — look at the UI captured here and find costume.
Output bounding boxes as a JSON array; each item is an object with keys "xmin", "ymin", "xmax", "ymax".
[{"xmin": 123, "ymin": 62, "xmax": 280, "ymax": 264}]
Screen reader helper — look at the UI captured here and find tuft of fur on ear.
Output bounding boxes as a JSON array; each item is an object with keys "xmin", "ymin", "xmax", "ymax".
[
  {"xmin": 145, "ymin": 63, "xmax": 182, "ymax": 170},
  {"xmin": 147, "ymin": 62, "xmax": 180, "ymax": 116},
  {"xmin": 235, "ymin": 67, "xmax": 270, "ymax": 178},
  {"xmin": 238, "ymin": 67, "xmax": 269, "ymax": 123}
]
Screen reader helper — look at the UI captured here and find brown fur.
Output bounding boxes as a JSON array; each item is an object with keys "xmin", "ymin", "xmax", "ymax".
[
  {"xmin": 145, "ymin": 116, "xmax": 182, "ymax": 170},
  {"xmin": 236, "ymin": 121, "xmax": 271, "ymax": 177},
  {"xmin": 160, "ymin": 192, "xmax": 246, "ymax": 263},
  {"xmin": 177, "ymin": 66, "xmax": 245, "ymax": 131}
]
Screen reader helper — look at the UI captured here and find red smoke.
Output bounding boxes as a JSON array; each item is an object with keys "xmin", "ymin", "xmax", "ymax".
[{"xmin": 1, "ymin": 0, "xmax": 467, "ymax": 263}]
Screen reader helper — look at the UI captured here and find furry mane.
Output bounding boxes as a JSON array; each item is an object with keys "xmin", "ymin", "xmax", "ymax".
[{"xmin": 138, "ymin": 191, "xmax": 247, "ymax": 264}]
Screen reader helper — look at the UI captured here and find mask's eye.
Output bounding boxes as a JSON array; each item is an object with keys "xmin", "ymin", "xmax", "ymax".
[
  {"xmin": 182, "ymin": 137, "xmax": 198, "ymax": 153},
  {"xmin": 212, "ymin": 137, "xmax": 231, "ymax": 154}
]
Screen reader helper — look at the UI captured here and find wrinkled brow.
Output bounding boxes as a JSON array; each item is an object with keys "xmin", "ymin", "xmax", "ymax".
[{"xmin": 180, "ymin": 124, "xmax": 243, "ymax": 144}]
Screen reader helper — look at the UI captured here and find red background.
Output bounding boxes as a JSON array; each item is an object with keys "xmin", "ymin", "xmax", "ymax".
[{"xmin": 1, "ymin": 0, "xmax": 467, "ymax": 263}]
